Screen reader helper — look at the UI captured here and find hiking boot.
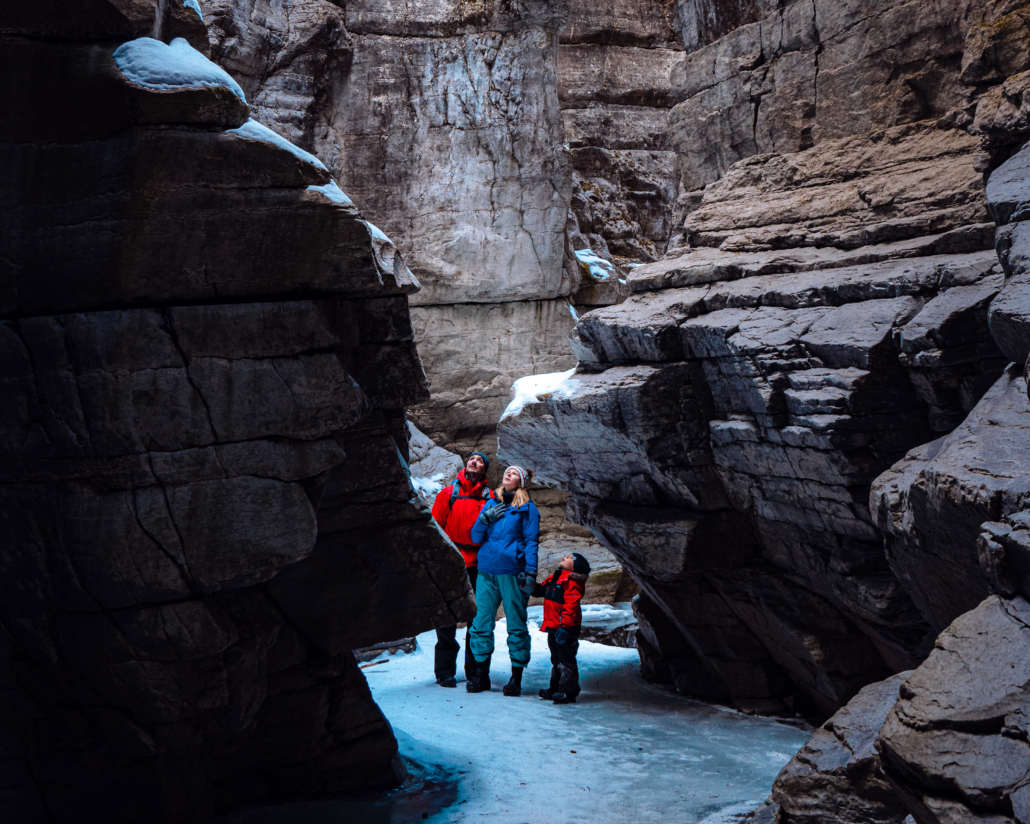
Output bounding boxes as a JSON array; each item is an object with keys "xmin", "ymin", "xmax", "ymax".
[
  {"xmin": 465, "ymin": 661, "xmax": 491, "ymax": 693},
  {"xmin": 436, "ymin": 676, "xmax": 457, "ymax": 688},
  {"xmin": 538, "ymin": 688, "xmax": 556, "ymax": 699},
  {"xmin": 552, "ymin": 692, "xmax": 577, "ymax": 704},
  {"xmin": 502, "ymin": 666, "xmax": 524, "ymax": 697}
]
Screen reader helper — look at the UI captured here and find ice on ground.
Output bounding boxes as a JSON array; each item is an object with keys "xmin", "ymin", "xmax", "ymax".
[
  {"xmin": 113, "ymin": 37, "xmax": 246, "ymax": 102},
  {"xmin": 306, "ymin": 181, "xmax": 354, "ymax": 206},
  {"xmin": 575, "ymin": 248, "xmax": 618, "ymax": 282},
  {"xmin": 183, "ymin": 0, "xmax": 203, "ymax": 20},
  {"xmin": 229, "ymin": 119, "xmax": 328, "ymax": 173},
  {"xmin": 406, "ymin": 422, "xmax": 464, "ymax": 505},
  {"xmin": 502, "ymin": 368, "xmax": 577, "ymax": 421},
  {"xmin": 362, "ymin": 618, "xmax": 810, "ymax": 824}
]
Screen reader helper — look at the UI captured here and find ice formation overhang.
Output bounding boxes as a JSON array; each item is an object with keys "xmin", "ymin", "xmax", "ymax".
[
  {"xmin": 229, "ymin": 119, "xmax": 329, "ymax": 173},
  {"xmin": 183, "ymin": 0, "xmax": 203, "ymax": 21},
  {"xmin": 113, "ymin": 37, "xmax": 246, "ymax": 102},
  {"xmin": 501, "ymin": 368, "xmax": 577, "ymax": 421}
]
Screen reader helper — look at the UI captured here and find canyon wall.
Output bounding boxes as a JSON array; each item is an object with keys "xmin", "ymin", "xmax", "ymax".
[
  {"xmin": 0, "ymin": 3, "xmax": 472, "ymax": 820},
  {"xmin": 500, "ymin": 0, "xmax": 1030, "ymax": 820},
  {"xmin": 499, "ymin": 0, "xmax": 1030, "ymax": 716}
]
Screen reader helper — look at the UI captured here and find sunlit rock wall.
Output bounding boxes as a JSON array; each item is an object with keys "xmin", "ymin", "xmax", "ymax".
[{"xmin": 0, "ymin": 3, "xmax": 473, "ymax": 820}]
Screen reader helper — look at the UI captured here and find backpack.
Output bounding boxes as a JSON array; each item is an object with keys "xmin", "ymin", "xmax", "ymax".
[{"xmin": 448, "ymin": 479, "xmax": 495, "ymax": 511}]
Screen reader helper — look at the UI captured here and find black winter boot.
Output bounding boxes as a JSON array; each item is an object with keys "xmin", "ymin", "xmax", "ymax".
[
  {"xmin": 465, "ymin": 657, "xmax": 492, "ymax": 693},
  {"xmin": 503, "ymin": 666, "xmax": 524, "ymax": 697},
  {"xmin": 553, "ymin": 663, "xmax": 579, "ymax": 703},
  {"xmin": 539, "ymin": 666, "xmax": 560, "ymax": 700}
]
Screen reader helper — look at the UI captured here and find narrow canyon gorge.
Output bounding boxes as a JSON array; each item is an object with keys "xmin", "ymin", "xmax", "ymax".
[{"xmin": 2, "ymin": 0, "xmax": 1030, "ymax": 821}]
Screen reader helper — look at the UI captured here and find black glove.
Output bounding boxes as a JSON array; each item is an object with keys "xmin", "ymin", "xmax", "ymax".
[
  {"xmin": 481, "ymin": 502, "xmax": 508, "ymax": 525},
  {"xmin": 517, "ymin": 571, "xmax": 536, "ymax": 595},
  {"xmin": 554, "ymin": 628, "xmax": 570, "ymax": 645}
]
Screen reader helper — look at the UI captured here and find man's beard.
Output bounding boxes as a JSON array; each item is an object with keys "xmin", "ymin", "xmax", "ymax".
[{"xmin": 465, "ymin": 467, "xmax": 485, "ymax": 484}]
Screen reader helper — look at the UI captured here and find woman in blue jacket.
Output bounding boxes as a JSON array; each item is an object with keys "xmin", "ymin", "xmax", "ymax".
[{"xmin": 466, "ymin": 465, "xmax": 540, "ymax": 696}]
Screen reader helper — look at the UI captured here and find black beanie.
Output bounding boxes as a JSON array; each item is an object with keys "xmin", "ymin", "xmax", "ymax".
[
  {"xmin": 572, "ymin": 553, "xmax": 591, "ymax": 575},
  {"xmin": 468, "ymin": 451, "xmax": 490, "ymax": 470}
]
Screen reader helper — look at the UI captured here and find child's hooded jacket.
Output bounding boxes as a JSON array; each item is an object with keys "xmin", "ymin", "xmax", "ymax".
[
  {"xmin": 470, "ymin": 499, "xmax": 539, "ymax": 576},
  {"xmin": 534, "ymin": 567, "xmax": 588, "ymax": 630}
]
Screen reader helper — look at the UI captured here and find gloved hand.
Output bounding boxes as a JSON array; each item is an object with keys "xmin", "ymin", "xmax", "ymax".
[
  {"xmin": 481, "ymin": 502, "xmax": 509, "ymax": 525},
  {"xmin": 554, "ymin": 628, "xmax": 570, "ymax": 645},
  {"xmin": 517, "ymin": 571, "xmax": 536, "ymax": 595}
]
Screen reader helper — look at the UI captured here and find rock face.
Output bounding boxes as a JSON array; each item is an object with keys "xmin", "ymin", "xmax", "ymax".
[
  {"xmin": 500, "ymin": 249, "xmax": 1007, "ymax": 715},
  {"xmin": 750, "ymin": 672, "xmax": 913, "ymax": 824},
  {"xmin": 877, "ymin": 596, "xmax": 1030, "ymax": 824},
  {"xmin": 0, "ymin": 4, "xmax": 472, "ymax": 821},
  {"xmin": 199, "ymin": 0, "xmax": 580, "ymax": 464},
  {"xmin": 497, "ymin": 0, "xmax": 1030, "ymax": 721}
]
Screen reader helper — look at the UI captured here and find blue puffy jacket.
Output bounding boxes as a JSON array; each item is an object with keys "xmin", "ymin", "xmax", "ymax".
[{"xmin": 470, "ymin": 499, "xmax": 540, "ymax": 576}]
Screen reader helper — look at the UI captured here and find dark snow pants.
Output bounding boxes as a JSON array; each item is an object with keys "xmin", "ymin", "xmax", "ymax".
[
  {"xmin": 434, "ymin": 567, "xmax": 478, "ymax": 680},
  {"xmin": 547, "ymin": 626, "xmax": 581, "ymax": 697}
]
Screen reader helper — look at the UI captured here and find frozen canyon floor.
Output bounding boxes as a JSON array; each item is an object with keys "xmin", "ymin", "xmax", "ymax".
[{"xmin": 223, "ymin": 612, "xmax": 811, "ymax": 824}]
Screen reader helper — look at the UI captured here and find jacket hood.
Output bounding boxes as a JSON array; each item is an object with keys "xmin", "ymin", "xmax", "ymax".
[{"xmin": 568, "ymin": 571, "xmax": 589, "ymax": 583}]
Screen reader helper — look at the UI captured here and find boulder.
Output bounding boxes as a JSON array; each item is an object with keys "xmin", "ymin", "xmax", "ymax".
[
  {"xmin": 871, "ymin": 368, "xmax": 1030, "ymax": 632},
  {"xmin": 877, "ymin": 596, "xmax": 1030, "ymax": 823},
  {"xmin": 761, "ymin": 672, "xmax": 913, "ymax": 824}
]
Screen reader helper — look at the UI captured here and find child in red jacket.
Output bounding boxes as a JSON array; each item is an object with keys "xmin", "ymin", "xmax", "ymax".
[{"xmin": 534, "ymin": 552, "xmax": 591, "ymax": 704}]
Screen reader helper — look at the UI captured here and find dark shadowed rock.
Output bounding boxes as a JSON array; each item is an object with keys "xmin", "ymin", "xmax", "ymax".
[
  {"xmin": 877, "ymin": 596, "xmax": 1030, "ymax": 823},
  {"xmin": 0, "ymin": 5, "xmax": 473, "ymax": 821},
  {"xmin": 871, "ymin": 367, "xmax": 1030, "ymax": 632},
  {"xmin": 761, "ymin": 672, "xmax": 912, "ymax": 824}
]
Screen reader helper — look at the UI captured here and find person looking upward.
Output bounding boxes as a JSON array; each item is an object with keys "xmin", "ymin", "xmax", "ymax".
[
  {"xmin": 466, "ymin": 465, "xmax": 540, "ymax": 697},
  {"xmin": 430, "ymin": 451, "xmax": 495, "ymax": 688}
]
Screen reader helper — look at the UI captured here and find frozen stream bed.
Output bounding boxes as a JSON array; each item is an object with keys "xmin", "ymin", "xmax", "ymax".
[{"xmin": 224, "ymin": 612, "xmax": 810, "ymax": 824}]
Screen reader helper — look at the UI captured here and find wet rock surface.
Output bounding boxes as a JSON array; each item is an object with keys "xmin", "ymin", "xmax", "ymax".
[{"xmin": 0, "ymin": 4, "xmax": 473, "ymax": 821}]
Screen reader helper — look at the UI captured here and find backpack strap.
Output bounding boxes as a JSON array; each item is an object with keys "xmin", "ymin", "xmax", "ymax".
[{"xmin": 449, "ymin": 480, "xmax": 493, "ymax": 509}]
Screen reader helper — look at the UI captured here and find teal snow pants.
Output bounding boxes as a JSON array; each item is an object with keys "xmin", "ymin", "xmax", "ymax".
[{"xmin": 469, "ymin": 572, "xmax": 531, "ymax": 668}]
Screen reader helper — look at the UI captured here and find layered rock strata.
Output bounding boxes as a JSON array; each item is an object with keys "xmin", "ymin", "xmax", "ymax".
[
  {"xmin": 499, "ymin": 0, "xmax": 1030, "ymax": 722},
  {"xmin": 0, "ymin": 5, "xmax": 472, "ymax": 820},
  {"xmin": 500, "ymin": 248, "xmax": 1008, "ymax": 715},
  {"xmin": 561, "ymin": 0, "xmax": 685, "ymax": 283}
]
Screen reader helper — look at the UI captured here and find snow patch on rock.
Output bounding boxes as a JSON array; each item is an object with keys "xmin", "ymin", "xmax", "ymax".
[
  {"xmin": 113, "ymin": 37, "xmax": 245, "ymax": 102},
  {"xmin": 407, "ymin": 422, "xmax": 464, "ymax": 504},
  {"xmin": 575, "ymin": 248, "xmax": 618, "ymax": 281},
  {"xmin": 229, "ymin": 119, "xmax": 327, "ymax": 172},
  {"xmin": 307, "ymin": 180, "xmax": 354, "ymax": 206},
  {"xmin": 183, "ymin": 0, "xmax": 203, "ymax": 20},
  {"xmin": 502, "ymin": 368, "xmax": 576, "ymax": 421}
]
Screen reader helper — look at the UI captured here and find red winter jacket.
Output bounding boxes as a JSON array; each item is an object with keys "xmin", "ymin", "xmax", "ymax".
[
  {"xmin": 431, "ymin": 469, "xmax": 496, "ymax": 567},
  {"xmin": 535, "ymin": 568, "xmax": 588, "ymax": 631}
]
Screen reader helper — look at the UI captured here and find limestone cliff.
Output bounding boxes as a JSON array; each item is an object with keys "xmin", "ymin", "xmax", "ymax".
[{"xmin": 0, "ymin": 3, "xmax": 472, "ymax": 820}]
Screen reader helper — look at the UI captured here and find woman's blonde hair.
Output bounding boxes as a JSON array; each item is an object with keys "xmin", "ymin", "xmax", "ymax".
[{"xmin": 497, "ymin": 468, "xmax": 534, "ymax": 508}]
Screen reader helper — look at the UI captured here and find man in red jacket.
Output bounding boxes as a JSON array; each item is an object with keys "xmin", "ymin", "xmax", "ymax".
[{"xmin": 431, "ymin": 451, "xmax": 495, "ymax": 687}]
